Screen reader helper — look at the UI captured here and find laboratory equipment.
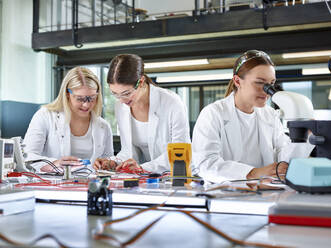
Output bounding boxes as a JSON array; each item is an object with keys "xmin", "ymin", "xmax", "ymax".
[
  {"xmin": 63, "ymin": 165, "xmax": 72, "ymax": 180},
  {"xmin": 0, "ymin": 139, "xmax": 15, "ymax": 181},
  {"xmin": 88, "ymin": 178, "xmax": 113, "ymax": 216},
  {"xmin": 167, "ymin": 143, "xmax": 192, "ymax": 186},
  {"xmin": 269, "ymin": 202, "xmax": 331, "ymax": 227},
  {"xmin": 285, "ymin": 158, "xmax": 331, "ymax": 193},
  {"xmin": 287, "ymin": 120, "xmax": 331, "ymax": 159},
  {"xmin": 264, "ymin": 84, "xmax": 331, "ymax": 193},
  {"xmin": 12, "ymin": 136, "xmax": 30, "ymax": 172},
  {"xmin": 263, "ymin": 84, "xmax": 314, "ymax": 121}
]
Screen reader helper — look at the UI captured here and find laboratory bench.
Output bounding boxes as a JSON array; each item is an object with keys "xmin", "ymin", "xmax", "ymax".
[{"xmin": 1, "ymin": 178, "xmax": 331, "ymax": 247}]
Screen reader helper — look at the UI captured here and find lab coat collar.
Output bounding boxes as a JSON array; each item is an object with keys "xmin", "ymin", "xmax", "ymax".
[
  {"xmin": 116, "ymin": 84, "xmax": 160, "ymax": 160},
  {"xmin": 54, "ymin": 111, "xmax": 71, "ymax": 157},
  {"xmin": 223, "ymin": 93, "xmax": 243, "ymax": 161},
  {"xmin": 90, "ymin": 111, "xmax": 105, "ymax": 162},
  {"xmin": 223, "ymin": 93, "xmax": 274, "ymax": 165},
  {"xmin": 116, "ymin": 100, "xmax": 133, "ymax": 157},
  {"xmin": 255, "ymin": 107, "xmax": 274, "ymax": 165},
  {"xmin": 148, "ymin": 84, "xmax": 160, "ymax": 159}
]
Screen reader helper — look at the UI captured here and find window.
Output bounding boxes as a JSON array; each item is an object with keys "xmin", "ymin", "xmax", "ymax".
[
  {"xmin": 58, "ymin": 65, "xmax": 331, "ymax": 137},
  {"xmin": 101, "ymin": 67, "xmax": 118, "ymax": 135},
  {"xmin": 281, "ymin": 80, "xmax": 331, "ymax": 110},
  {"xmin": 166, "ymin": 83, "xmax": 228, "ymax": 136}
]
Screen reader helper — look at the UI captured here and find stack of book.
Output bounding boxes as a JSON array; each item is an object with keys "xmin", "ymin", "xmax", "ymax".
[{"xmin": 0, "ymin": 189, "xmax": 35, "ymax": 216}]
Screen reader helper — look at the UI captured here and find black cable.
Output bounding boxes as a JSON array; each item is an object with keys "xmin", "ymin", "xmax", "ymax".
[
  {"xmin": 41, "ymin": 160, "xmax": 63, "ymax": 174},
  {"xmin": 72, "ymin": 167, "xmax": 93, "ymax": 177},
  {"xmin": 275, "ymin": 161, "xmax": 287, "ymax": 184},
  {"xmin": 27, "ymin": 159, "xmax": 63, "ymax": 175}
]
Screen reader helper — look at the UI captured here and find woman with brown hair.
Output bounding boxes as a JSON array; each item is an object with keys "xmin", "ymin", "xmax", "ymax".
[
  {"xmin": 94, "ymin": 54, "xmax": 190, "ymax": 173},
  {"xmin": 192, "ymin": 50, "xmax": 314, "ymax": 183}
]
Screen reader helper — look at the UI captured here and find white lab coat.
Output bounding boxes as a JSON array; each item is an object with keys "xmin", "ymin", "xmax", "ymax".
[
  {"xmin": 24, "ymin": 107, "xmax": 113, "ymax": 171},
  {"xmin": 115, "ymin": 84, "xmax": 191, "ymax": 173},
  {"xmin": 192, "ymin": 92, "xmax": 314, "ymax": 183}
]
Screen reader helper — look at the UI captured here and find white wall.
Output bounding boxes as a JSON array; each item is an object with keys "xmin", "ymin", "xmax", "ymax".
[{"xmin": 0, "ymin": 0, "xmax": 52, "ymax": 104}]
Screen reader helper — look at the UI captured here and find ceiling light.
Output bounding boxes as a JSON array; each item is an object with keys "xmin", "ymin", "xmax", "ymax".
[
  {"xmin": 302, "ymin": 67, "xmax": 330, "ymax": 75},
  {"xmin": 145, "ymin": 59, "xmax": 209, "ymax": 69},
  {"xmin": 329, "ymin": 89, "xmax": 331, "ymax": 100},
  {"xmin": 282, "ymin": 50, "xmax": 331, "ymax": 59},
  {"xmin": 156, "ymin": 73, "xmax": 233, "ymax": 83}
]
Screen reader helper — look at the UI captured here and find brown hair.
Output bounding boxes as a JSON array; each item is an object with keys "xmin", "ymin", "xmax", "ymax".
[
  {"xmin": 225, "ymin": 50, "xmax": 274, "ymax": 97},
  {"xmin": 107, "ymin": 54, "xmax": 154, "ymax": 86}
]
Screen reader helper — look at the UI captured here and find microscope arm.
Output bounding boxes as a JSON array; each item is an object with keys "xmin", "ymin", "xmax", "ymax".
[{"xmin": 271, "ymin": 91, "xmax": 314, "ymax": 120}]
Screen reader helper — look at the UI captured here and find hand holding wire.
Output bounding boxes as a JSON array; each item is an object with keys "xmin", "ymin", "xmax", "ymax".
[
  {"xmin": 93, "ymin": 158, "xmax": 117, "ymax": 171},
  {"xmin": 116, "ymin": 158, "xmax": 143, "ymax": 173},
  {"xmin": 247, "ymin": 162, "xmax": 288, "ymax": 179},
  {"xmin": 54, "ymin": 156, "xmax": 82, "ymax": 167},
  {"xmin": 39, "ymin": 156, "xmax": 81, "ymax": 173}
]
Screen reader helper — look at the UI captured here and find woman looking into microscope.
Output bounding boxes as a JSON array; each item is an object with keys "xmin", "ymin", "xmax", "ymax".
[{"xmin": 192, "ymin": 50, "xmax": 314, "ymax": 183}]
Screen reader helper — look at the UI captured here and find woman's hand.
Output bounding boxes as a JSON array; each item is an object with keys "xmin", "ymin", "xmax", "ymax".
[
  {"xmin": 41, "ymin": 156, "xmax": 81, "ymax": 172},
  {"xmin": 93, "ymin": 158, "xmax": 117, "ymax": 171},
  {"xmin": 115, "ymin": 158, "xmax": 142, "ymax": 173},
  {"xmin": 246, "ymin": 162, "xmax": 288, "ymax": 179}
]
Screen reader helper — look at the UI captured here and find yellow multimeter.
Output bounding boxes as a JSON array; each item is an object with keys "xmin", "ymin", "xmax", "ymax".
[{"xmin": 167, "ymin": 143, "xmax": 192, "ymax": 186}]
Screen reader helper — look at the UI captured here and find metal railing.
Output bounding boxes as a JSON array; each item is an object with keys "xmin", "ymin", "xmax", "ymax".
[{"xmin": 34, "ymin": 0, "xmax": 319, "ymax": 33}]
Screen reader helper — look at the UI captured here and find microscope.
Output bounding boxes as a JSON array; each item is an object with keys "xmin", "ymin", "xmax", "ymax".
[
  {"xmin": 264, "ymin": 77, "xmax": 331, "ymax": 193},
  {"xmin": 264, "ymin": 84, "xmax": 331, "ymax": 159}
]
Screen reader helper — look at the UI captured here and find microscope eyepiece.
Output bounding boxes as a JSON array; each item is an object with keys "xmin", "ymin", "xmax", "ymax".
[{"xmin": 263, "ymin": 84, "xmax": 277, "ymax": 96}]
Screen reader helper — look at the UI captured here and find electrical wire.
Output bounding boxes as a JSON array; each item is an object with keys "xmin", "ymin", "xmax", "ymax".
[
  {"xmin": 0, "ymin": 233, "xmax": 69, "ymax": 248},
  {"xmin": 94, "ymin": 204, "xmax": 290, "ymax": 248},
  {"xmin": 178, "ymin": 210, "xmax": 290, "ymax": 248},
  {"xmin": 72, "ymin": 166, "xmax": 93, "ymax": 177},
  {"xmin": 275, "ymin": 161, "xmax": 287, "ymax": 184},
  {"xmin": 93, "ymin": 188, "xmax": 286, "ymax": 247},
  {"xmin": 27, "ymin": 159, "xmax": 63, "ymax": 175},
  {"xmin": 13, "ymin": 171, "xmax": 88, "ymax": 190}
]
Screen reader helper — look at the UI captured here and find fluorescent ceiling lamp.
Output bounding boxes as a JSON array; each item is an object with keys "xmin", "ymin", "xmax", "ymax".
[
  {"xmin": 157, "ymin": 73, "xmax": 233, "ymax": 83},
  {"xmin": 145, "ymin": 59, "xmax": 209, "ymax": 69},
  {"xmin": 302, "ymin": 67, "xmax": 330, "ymax": 75},
  {"xmin": 282, "ymin": 50, "xmax": 331, "ymax": 59}
]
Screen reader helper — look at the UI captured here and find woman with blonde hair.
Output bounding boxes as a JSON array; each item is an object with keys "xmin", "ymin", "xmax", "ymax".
[
  {"xmin": 24, "ymin": 67, "xmax": 113, "ymax": 172},
  {"xmin": 192, "ymin": 50, "xmax": 314, "ymax": 183}
]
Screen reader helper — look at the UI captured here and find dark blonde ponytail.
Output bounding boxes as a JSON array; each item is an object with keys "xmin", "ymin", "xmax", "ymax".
[{"xmin": 225, "ymin": 79, "xmax": 236, "ymax": 97}]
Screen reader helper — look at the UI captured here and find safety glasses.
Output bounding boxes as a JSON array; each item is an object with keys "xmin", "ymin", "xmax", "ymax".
[
  {"xmin": 234, "ymin": 50, "xmax": 273, "ymax": 75},
  {"xmin": 67, "ymin": 89, "xmax": 98, "ymax": 103},
  {"xmin": 110, "ymin": 78, "xmax": 141, "ymax": 100}
]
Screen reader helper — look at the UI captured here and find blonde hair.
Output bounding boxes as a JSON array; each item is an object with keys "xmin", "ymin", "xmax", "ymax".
[{"xmin": 44, "ymin": 67, "xmax": 102, "ymax": 121}]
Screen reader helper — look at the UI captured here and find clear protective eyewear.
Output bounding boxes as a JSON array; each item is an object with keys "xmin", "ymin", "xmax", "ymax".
[
  {"xmin": 110, "ymin": 78, "xmax": 141, "ymax": 100},
  {"xmin": 67, "ymin": 88, "xmax": 98, "ymax": 103},
  {"xmin": 234, "ymin": 50, "xmax": 273, "ymax": 75}
]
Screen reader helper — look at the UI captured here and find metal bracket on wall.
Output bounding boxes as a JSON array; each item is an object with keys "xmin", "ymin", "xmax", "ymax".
[
  {"xmin": 72, "ymin": 0, "xmax": 83, "ymax": 48},
  {"xmin": 262, "ymin": 0, "xmax": 271, "ymax": 30}
]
